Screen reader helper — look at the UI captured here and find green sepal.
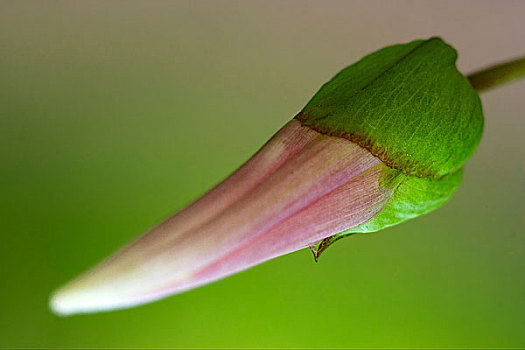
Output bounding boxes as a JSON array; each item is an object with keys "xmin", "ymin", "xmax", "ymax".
[
  {"xmin": 297, "ymin": 37, "xmax": 483, "ymax": 179},
  {"xmin": 312, "ymin": 166, "xmax": 463, "ymax": 260},
  {"xmin": 347, "ymin": 167, "xmax": 463, "ymax": 233}
]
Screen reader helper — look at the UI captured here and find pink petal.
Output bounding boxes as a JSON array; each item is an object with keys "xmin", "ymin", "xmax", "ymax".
[{"xmin": 50, "ymin": 120, "xmax": 392, "ymax": 315}]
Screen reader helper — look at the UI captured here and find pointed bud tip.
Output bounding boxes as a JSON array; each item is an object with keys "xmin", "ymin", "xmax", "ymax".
[
  {"xmin": 49, "ymin": 286, "xmax": 100, "ymax": 316},
  {"xmin": 49, "ymin": 282, "xmax": 130, "ymax": 316},
  {"xmin": 49, "ymin": 288, "xmax": 80, "ymax": 316}
]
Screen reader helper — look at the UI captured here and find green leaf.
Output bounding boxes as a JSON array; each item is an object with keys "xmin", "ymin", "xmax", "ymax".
[{"xmin": 297, "ymin": 37, "xmax": 483, "ymax": 179}]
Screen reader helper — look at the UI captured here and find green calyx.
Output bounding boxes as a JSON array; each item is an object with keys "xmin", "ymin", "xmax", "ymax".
[
  {"xmin": 312, "ymin": 166, "xmax": 463, "ymax": 260},
  {"xmin": 304, "ymin": 38, "xmax": 484, "ymax": 259},
  {"xmin": 348, "ymin": 166, "xmax": 463, "ymax": 234},
  {"xmin": 297, "ymin": 37, "xmax": 483, "ymax": 179}
]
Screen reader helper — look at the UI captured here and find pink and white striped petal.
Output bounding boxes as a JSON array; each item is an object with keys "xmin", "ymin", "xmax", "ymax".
[{"xmin": 50, "ymin": 120, "xmax": 392, "ymax": 315}]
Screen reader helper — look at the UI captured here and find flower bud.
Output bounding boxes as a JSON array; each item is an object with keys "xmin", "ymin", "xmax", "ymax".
[{"xmin": 50, "ymin": 37, "xmax": 483, "ymax": 315}]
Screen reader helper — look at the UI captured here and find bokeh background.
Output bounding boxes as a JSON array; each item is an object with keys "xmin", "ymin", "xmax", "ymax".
[{"xmin": 1, "ymin": 0, "xmax": 524, "ymax": 348}]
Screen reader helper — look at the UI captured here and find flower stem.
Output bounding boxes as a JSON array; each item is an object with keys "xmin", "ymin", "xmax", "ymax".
[{"xmin": 468, "ymin": 56, "xmax": 525, "ymax": 92}]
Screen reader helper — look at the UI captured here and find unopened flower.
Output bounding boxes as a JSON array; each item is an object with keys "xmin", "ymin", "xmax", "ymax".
[{"xmin": 50, "ymin": 37, "xmax": 483, "ymax": 315}]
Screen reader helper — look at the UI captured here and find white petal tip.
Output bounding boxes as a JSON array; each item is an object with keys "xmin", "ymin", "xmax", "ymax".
[
  {"xmin": 49, "ymin": 286, "xmax": 121, "ymax": 316},
  {"xmin": 49, "ymin": 289, "xmax": 75, "ymax": 316}
]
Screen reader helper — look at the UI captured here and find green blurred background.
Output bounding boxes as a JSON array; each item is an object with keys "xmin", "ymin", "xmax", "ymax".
[{"xmin": 1, "ymin": 1, "xmax": 524, "ymax": 348}]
